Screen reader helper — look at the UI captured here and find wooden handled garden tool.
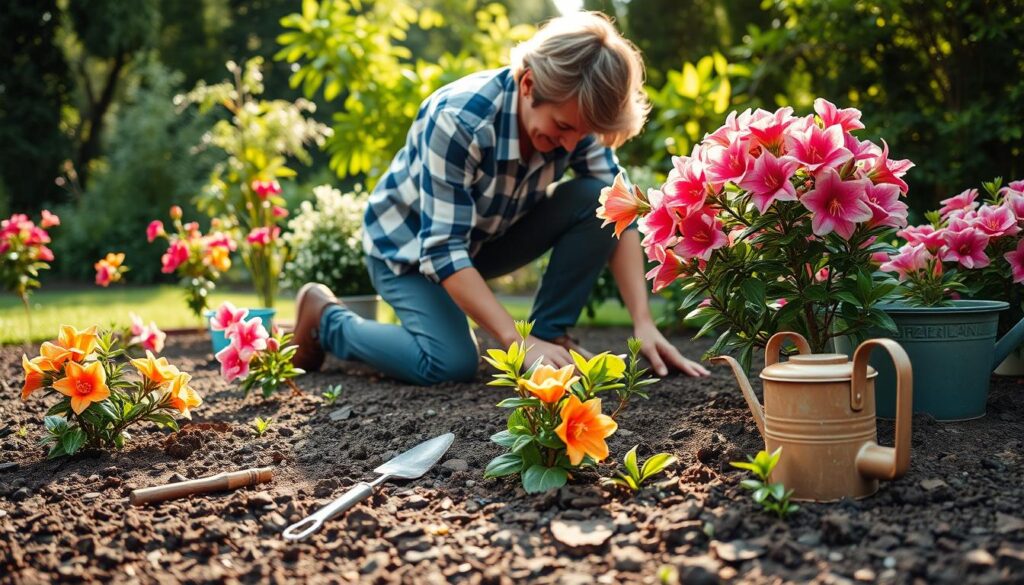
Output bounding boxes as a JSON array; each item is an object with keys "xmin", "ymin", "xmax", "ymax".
[
  {"xmin": 130, "ymin": 467, "xmax": 274, "ymax": 505},
  {"xmin": 283, "ymin": 432, "xmax": 455, "ymax": 542}
]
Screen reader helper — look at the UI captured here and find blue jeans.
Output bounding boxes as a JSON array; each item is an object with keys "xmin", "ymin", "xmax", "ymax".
[{"xmin": 319, "ymin": 177, "xmax": 618, "ymax": 385}]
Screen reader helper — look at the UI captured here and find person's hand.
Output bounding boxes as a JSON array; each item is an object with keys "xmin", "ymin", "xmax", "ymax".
[
  {"xmin": 633, "ymin": 320, "xmax": 710, "ymax": 377},
  {"xmin": 522, "ymin": 335, "xmax": 573, "ymax": 369}
]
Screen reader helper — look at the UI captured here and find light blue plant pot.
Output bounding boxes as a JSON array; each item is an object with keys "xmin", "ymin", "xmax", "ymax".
[{"xmin": 206, "ymin": 308, "xmax": 276, "ymax": 355}]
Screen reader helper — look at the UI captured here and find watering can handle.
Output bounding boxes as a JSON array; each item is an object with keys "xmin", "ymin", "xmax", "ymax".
[
  {"xmin": 852, "ymin": 339, "xmax": 913, "ymax": 480},
  {"xmin": 764, "ymin": 332, "xmax": 811, "ymax": 367}
]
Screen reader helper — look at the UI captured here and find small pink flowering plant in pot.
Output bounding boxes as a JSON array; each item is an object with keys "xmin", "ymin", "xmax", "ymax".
[
  {"xmin": 211, "ymin": 301, "xmax": 303, "ymax": 398},
  {"xmin": 598, "ymin": 100, "xmax": 913, "ymax": 369},
  {"xmin": 147, "ymin": 206, "xmax": 237, "ymax": 320},
  {"xmin": 881, "ymin": 177, "xmax": 1024, "ymax": 313}
]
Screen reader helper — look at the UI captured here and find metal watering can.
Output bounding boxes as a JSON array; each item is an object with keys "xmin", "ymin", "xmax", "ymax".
[{"xmin": 713, "ymin": 332, "xmax": 913, "ymax": 501}]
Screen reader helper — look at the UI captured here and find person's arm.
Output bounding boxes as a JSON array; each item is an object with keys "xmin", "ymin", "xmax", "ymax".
[
  {"xmin": 441, "ymin": 268, "xmax": 573, "ymax": 368},
  {"xmin": 608, "ymin": 229, "xmax": 710, "ymax": 377}
]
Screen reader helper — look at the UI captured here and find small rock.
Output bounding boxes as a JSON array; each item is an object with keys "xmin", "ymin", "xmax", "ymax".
[
  {"xmin": 82, "ymin": 492, "xmax": 102, "ymax": 501},
  {"xmin": 314, "ymin": 479, "xmax": 339, "ymax": 498},
  {"xmin": 491, "ymin": 529, "xmax": 518, "ymax": 549},
  {"xmin": 402, "ymin": 495, "xmax": 430, "ymax": 510},
  {"xmin": 404, "ymin": 548, "xmax": 440, "ymax": 563},
  {"xmin": 350, "ymin": 446, "xmax": 368, "ymax": 460},
  {"xmin": 712, "ymin": 540, "xmax": 765, "ymax": 563},
  {"xmin": 883, "ymin": 556, "xmax": 896, "ymax": 569},
  {"xmin": 425, "ymin": 409, "xmax": 437, "ymax": 417},
  {"xmin": 465, "ymin": 500, "xmax": 481, "ymax": 513},
  {"xmin": 995, "ymin": 513, "xmax": 1024, "ymax": 535},
  {"xmin": 10, "ymin": 487, "xmax": 30, "ymax": 501},
  {"xmin": 360, "ymin": 552, "xmax": 390, "ymax": 574},
  {"xmin": 278, "ymin": 427, "xmax": 294, "ymax": 438},
  {"xmin": 679, "ymin": 500, "xmax": 703, "ymax": 520},
  {"xmin": 677, "ymin": 556, "xmax": 720, "ymax": 585},
  {"xmin": 853, "ymin": 568, "xmax": 876, "ymax": 581},
  {"xmin": 464, "ymin": 480, "xmax": 476, "ymax": 488},
  {"xmin": 169, "ymin": 473, "xmax": 188, "ymax": 483},
  {"xmin": 796, "ymin": 531, "xmax": 822, "ymax": 547},
  {"xmin": 920, "ymin": 478, "xmax": 948, "ymax": 491},
  {"xmin": 550, "ymin": 517, "xmax": 615, "ymax": 548},
  {"xmin": 612, "ymin": 546, "xmax": 646, "ymax": 572},
  {"xmin": 441, "ymin": 459, "xmax": 468, "ymax": 472},
  {"xmin": 997, "ymin": 546, "xmax": 1024, "ymax": 571},
  {"xmin": 330, "ymin": 406, "xmax": 353, "ymax": 421},
  {"xmin": 246, "ymin": 492, "xmax": 275, "ymax": 508},
  {"xmin": 965, "ymin": 549, "xmax": 995, "ymax": 567},
  {"xmin": 828, "ymin": 552, "xmax": 844, "ymax": 562},
  {"xmin": 263, "ymin": 512, "xmax": 287, "ymax": 530},
  {"xmin": 821, "ymin": 513, "xmax": 854, "ymax": 545}
]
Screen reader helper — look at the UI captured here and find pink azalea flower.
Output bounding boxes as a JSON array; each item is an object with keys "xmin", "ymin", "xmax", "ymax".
[
  {"xmin": 861, "ymin": 139, "xmax": 914, "ymax": 193},
  {"xmin": 704, "ymin": 140, "xmax": 754, "ymax": 187},
  {"xmin": 246, "ymin": 227, "xmax": 279, "ymax": 246},
  {"xmin": 938, "ymin": 189, "xmax": 979, "ymax": 219},
  {"xmin": 215, "ymin": 344, "xmax": 250, "ymax": 383},
  {"xmin": 737, "ymin": 152, "xmax": 799, "ymax": 213},
  {"xmin": 210, "ymin": 301, "xmax": 249, "ymax": 333},
  {"xmin": 864, "ymin": 183, "xmax": 908, "ymax": 228},
  {"xmin": 638, "ymin": 199, "xmax": 679, "ymax": 252},
  {"xmin": 941, "ymin": 227, "xmax": 990, "ymax": 269},
  {"xmin": 206, "ymin": 231, "xmax": 237, "ymax": 251},
  {"xmin": 1003, "ymin": 192, "xmax": 1024, "ymax": 220},
  {"xmin": 675, "ymin": 211, "xmax": 728, "ymax": 261},
  {"xmin": 40, "ymin": 210, "xmax": 60, "ymax": 228},
  {"xmin": 161, "ymin": 239, "xmax": 189, "ymax": 273},
  {"xmin": 95, "ymin": 263, "xmax": 116, "ymax": 287},
  {"xmin": 703, "ymin": 109, "xmax": 754, "ymax": 147},
  {"xmin": 597, "ymin": 172, "xmax": 650, "ymax": 238},
  {"xmin": 266, "ymin": 337, "xmax": 280, "ymax": 353},
  {"xmin": 973, "ymin": 204, "xmax": 1020, "ymax": 238},
  {"xmin": 662, "ymin": 157, "xmax": 710, "ymax": 218},
  {"xmin": 147, "ymin": 220, "xmax": 165, "ymax": 242},
  {"xmin": 814, "ymin": 98, "xmax": 865, "ymax": 132},
  {"xmin": 845, "ymin": 134, "xmax": 877, "ymax": 162},
  {"xmin": 1004, "ymin": 239, "xmax": 1024, "ymax": 283},
  {"xmin": 227, "ymin": 316, "xmax": 269, "ymax": 361},
  {"xmin": 747, "ymin": 107, "xmax": 795, "ymax": 155},
  {"xmin": 251, "ymin": 179, "xmax": 282, "ymax": 199},
  {"xmin": 801, "ymin": 169, "xmax": 872, "ymax": 238},
  {"xmin": 25, "ymin": 226, "xmax": 50, "ymax": 245},
  {"xmin": 130, "ymin": 312, "xmax": 145, "ymax": 337},
  {"xmin": 880, "ymin": 243, "xmax": 932, "ymax": 280},
  {"xmin": 273, "ymin": 206, "xmax": 289, "ymax": 219},
  {"xmin": 814, "ymin": 267, "xmax": 830, "ymax": 282},
  {"xmin": 898, "ymin": 225, "xmax": 946, "ymax": 251},
  {"xmin": 36, "ymin": 246, "xmax": 54, "ymax": 262},
  {"xmin": 784, "ymin": 124, "xmax": 853, "ymax": 172},
  {"xmin": 645, "ymin": 249, "xmax": 688, "ymax": 293},
  {"xmin": 131, "ymin": 322, "xmax": 166, "ymax": 354}
]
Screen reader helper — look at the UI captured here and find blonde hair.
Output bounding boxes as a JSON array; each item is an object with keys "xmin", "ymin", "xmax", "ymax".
[{"xmin": 511, "ymin": 11, "xmax": 649, "ymax": 149}]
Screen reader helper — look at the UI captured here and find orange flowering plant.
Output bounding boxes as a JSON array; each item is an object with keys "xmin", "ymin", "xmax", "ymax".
[
  {"xmin": 483, "ymin": 322, "xmax": 657, "ymax": 493},
  {"xmin": 21, "ymin": 325, "xmax": 201, "ymax": 458}
]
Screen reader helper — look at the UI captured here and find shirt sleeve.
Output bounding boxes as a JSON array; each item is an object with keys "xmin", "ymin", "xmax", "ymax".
[
  {"xmin": 417, "ymin": 110, "xmax": 481, "ymax": 283},
  {"xmin": 567, "ymin": 135, "xmax": 621, "ymax": 186}
]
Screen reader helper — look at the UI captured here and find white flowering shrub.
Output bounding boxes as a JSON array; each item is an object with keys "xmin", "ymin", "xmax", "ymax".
[{"xmin": 283, "ymin": 185, "xmax": 374, "ymax": 296}]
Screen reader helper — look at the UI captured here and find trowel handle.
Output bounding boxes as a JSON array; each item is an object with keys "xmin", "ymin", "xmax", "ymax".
[
  {"xmin": 282, "ymin": 481, "xmax": 376, "ymax": 542},
  {"xmin": 852, "ymin": 338, "xmax": 913, "ymax": 481},
  {"xmin": 764, "ymin": 332, "xmax": 811, "ymax": 367}
]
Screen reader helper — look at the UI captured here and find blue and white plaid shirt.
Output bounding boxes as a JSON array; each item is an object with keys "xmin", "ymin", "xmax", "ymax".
[{"xmin": 363, "ymin": 67, "xmax": 620, "ymax": 283}]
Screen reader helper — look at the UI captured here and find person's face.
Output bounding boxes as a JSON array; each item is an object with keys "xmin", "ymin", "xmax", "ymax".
[{"xmin": 518, "ymin": 70, "xmax": 591, "ymax": 154}]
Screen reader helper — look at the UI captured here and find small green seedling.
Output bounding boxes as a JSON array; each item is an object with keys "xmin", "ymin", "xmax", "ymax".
[
  {"xmin": 251, "ymin": 417, "xmax": 272, "ymax": 437},
  {"xmin": 729, "ymin": 447, "xmax": 799, "ymax": 518},
  {"xmin": 321, "ymin": 384, "xmax": 343, "ymax": 405},
  {"xmin": 603, "ymin": 445, "xmax": 677, "ymax": 492},
  {"xmin": 17, "ymin": 425, "xmax": 28, "ymax": 438}
]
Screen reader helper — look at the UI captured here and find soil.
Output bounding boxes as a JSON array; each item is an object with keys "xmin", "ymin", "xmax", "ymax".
[{"xmin": 1, "ymin": 328, "xmax": 1022, "ymax": 584}]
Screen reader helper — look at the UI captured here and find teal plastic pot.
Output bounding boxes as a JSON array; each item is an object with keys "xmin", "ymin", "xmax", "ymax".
[
  {"xmin": 838, "ymin": 300, "xmax": 1024, "ymax": 421},
  {"xmin": 205, "ymin": 308, "xmax": 276, "ymax": 355}
]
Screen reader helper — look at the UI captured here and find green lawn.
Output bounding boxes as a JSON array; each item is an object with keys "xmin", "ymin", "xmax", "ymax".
[{"xmin": 0, "ymin": 286, "xmax": 652, "ymax": 345}]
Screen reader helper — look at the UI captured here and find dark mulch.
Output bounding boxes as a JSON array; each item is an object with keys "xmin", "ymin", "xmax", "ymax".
[{"xmin": 0, "ymin": 328, "xmax": 1022, "ymax": 584}]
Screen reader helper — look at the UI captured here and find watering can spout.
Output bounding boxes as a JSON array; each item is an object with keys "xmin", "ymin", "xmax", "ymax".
[
  {"xmin": 710, "ymin": 355, "xmax": 765, "ymax": 439},
  {"xmin": 992, "ymin": 316, "xmax": 1024, "ymax": 370}
]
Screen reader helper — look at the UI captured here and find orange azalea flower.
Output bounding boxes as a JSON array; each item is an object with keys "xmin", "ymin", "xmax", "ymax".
[
  {"xmin": 205, "ymin": 245, "xmax": 231, "ymax": 272},
  {"xmin": 131, "ymin": 351, "xmax": 179, "ymax": 386},
  {"xmin": 36, "ymin": 341, "xmax": 73, "ymax": 371},
  {"xmin": 597, "ymin": 172, "xmax": 650, "ymax": 238},
  {"xmin": 53, "ymin": 361, "xmax": 110, "ymax": 414},
  {"xmin": 22, "ymin": 355, "xmax": 46, "ymax": 400},
  {"xmin": 555, "ymin": 395, "xmax": 618, "ymax": 466},
  {"xmin": 57, "ymin": 325, "xmax": 99, "ymax": 361},
  {"xmin": 521, "ymin": 364, "xmax": 578, "ymax": 404},
  {"xmin": 167, "ymin": 372, "xmax": 202, "ymax": 418}
]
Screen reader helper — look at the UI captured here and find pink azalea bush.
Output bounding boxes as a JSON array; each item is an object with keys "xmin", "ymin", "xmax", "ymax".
[
  {"xmin": 127, "ymin": 312, "xmax": 167, "ymax": 354},
  {"xmin": 879, "ymin": 178, "xmax": 1024, "ymax": 308},
  {"xmin": 0, "ymin": 211, "xmax": 60, "ymax": 335},
  {"xmin": 147, "ymin": 206, "xmax": 236, "ymax": 319},
  {"xmin": 211, "ymin": 301, "xmax": 303, "ymax": 397},
  {"xmin": 597, "ymin": 100, "xmax": 913, "ymax": 365}
]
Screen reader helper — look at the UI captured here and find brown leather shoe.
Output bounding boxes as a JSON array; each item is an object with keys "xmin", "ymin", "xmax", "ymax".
[
  {"xmin": 550, "ymin": 334, "xmax": 594, "ymax": 359},
  {"xmin": 291, "ymin": 283, "xmax": 340, "ymax": 371}
]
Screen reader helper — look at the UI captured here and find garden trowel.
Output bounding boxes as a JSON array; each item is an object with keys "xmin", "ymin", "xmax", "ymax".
[{"xmin": 283, "ymin": 432, "xmax": 455, "ymax": 541}]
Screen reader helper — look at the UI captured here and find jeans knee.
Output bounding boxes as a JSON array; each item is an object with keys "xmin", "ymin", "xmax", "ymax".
[
  {"xmin": 552, "ymin": 177, "xmax": 607, "ymax": 215},
  {"xmin": 420, "ymin": 345, "xmax": 480, "ymax": 384}
]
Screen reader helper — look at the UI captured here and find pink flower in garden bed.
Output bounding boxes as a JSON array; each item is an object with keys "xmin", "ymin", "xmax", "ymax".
[
  {"xmin": 938, "ymin": 188, "xmax": 979, "ymax": 219},
  {"xmin": 800, "ymin": 169, "xmax": 873, "ymax": 239},
  {"xmin": 941, "ymin": 227, "xmax": 990, "ymax": 269}
]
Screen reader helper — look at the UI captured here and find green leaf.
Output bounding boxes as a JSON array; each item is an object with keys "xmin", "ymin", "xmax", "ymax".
[
  {"xmin": 490, "ymin": 430, "xmax": 518, "ymax": 448},
  {"xmin": 47, "ymin": 443, "xmax": 68, "ymax": 459},
  {"xmin": 535, "ymin": 432, "xmax": 564, "ymax": 450},
  {"xmin": 484, "ymin": 453, "xmax": 523, "ymax": 478},
  {"xmin": 44, "ymin": 415, "xmax": 68, "ymax": 433},
  {"xmin": 768, "ymin": 482, "xmax": 787, "ymax": 501},
  {"xmin": 60, "ymin": 427, "xmax": 86, "ymax": 456},
  {"xmin": 740, "ymin": 478, "xmax": 763, "ymax": 491},
  {"xmin": 45, "ymin": 402, "xmax": 70, "ymax": 417},
  {"xmin": 521, "ymin": 465, "xmax": 569, "ymax": 494},
  {"xmin": 511, "ymin": 434, "xmax": 534, "ymax": 453},
  {"xmin": 623, "ymin": 445, "xmax": 640, "ymax": 479},
  {"xmin": 145, "ymin": 413, "xmax": 180, "ymax": 432},
  {"xmin": 740, "ymin": 278, "xmax": 766, "ymax": 305},
  {"xmin": 752, "ymin": 486, "xmax": 770, "ymax": 503},
  {"xmin": 496, "ymin": 397, "xmax": 542, "ymax": 409},
  {"xmin": 640, "ymin": 453, "xmax": 678, "ymax": 481}
]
